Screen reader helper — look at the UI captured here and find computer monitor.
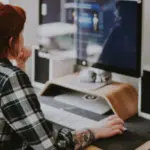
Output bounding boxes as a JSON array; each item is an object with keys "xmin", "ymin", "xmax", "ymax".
[{"xmin": 76, "ymin": 0, "xmax": 142, "ymax": 77}]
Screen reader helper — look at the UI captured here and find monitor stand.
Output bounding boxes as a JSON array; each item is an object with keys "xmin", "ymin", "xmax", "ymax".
[{"xmin": 40, "ymin": 73, "xmax": 138, "ymax": 120}]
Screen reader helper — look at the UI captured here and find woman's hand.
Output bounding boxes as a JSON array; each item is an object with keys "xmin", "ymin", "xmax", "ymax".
[
  {"xmin": 16, "ymin": 47, "xmax": 31, "ymax": 64},
  {"xmin": 16, "ymin": 47, "xmax": 32, "ymax": 71},
  {"xmin": 90, "ymin": 115, "xmax": 125, "ymax": 140}
]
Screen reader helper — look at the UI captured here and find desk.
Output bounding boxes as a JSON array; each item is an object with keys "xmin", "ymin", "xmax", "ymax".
[
  {"xmin": 53, "ymin": 115, "xmax": 150, "ymax": 150},
  {"xmin": 39, "ymin": 96, "xmax": 150, "ymax": 150},
  {"xmin": 39, "ymin": 74, "xmax": 147, "ymax": 150},
  {"xmin": 92, "ymin": 116, "xmax": 150, "ymax": 150}
]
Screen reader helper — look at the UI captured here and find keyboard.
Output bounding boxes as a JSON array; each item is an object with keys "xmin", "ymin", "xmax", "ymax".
[
  {"xmin": 41, "ymin": 103, "xmax": 104, "ymax": 130},
  {"xmin": 54, "ymin": 92, "xmax": 110, "ymax": 115}
]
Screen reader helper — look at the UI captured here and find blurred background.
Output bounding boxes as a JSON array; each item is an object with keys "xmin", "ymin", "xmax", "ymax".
[{"xmin": 1, "ymin": 0, "xmax": 150, "ymax": 89}]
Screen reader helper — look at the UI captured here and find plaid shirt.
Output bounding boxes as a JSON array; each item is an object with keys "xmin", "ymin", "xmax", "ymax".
[{"xmin": 0, "ymin": 58, "xmax": 57, "ymax": 150}]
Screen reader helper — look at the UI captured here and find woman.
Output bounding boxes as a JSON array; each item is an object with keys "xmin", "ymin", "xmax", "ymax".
[{"xmin": 0, "ymin": 3, "xmax": 125, "ymax": 150}]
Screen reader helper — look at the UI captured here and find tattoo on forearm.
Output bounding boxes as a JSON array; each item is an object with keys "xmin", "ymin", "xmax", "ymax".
[{"xmin": 72, "ymin": 129, "xmax": 95, "ymax": 150}]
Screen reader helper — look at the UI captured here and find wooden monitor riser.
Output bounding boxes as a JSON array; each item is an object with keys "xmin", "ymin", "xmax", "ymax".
[{"xmin": 41, "ymin": 73, "xmax": 138, "ymax": 120}]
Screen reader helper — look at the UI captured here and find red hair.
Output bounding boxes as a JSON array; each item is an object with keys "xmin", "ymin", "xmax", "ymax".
[{"xmin": 0, "ymin": 3, "xmax": 26, "ymax": 58}]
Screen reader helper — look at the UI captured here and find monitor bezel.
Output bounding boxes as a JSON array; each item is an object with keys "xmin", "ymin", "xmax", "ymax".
[{"xmin": 76, "ymin": 0, "xmax": 143, "ymax": 78}]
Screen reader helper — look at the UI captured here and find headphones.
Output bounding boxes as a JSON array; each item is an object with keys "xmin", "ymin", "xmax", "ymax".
[{"xmin": 79, "ymin": 69, "xmax": 112, "ymax": 83}]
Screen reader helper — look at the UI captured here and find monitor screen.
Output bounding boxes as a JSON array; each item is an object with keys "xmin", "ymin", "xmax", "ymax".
[{"xmin": 76, "ymin": 0, "xmax": 142, "ymax": 77}]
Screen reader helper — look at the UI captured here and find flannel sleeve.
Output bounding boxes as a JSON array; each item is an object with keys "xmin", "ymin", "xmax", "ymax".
[{"xmin": 0, "ymin": 70, "xmax": 56, "ymax": 150}]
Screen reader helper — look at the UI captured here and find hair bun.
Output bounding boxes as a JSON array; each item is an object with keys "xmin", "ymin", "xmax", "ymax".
[
  {"xmin": 0, "ymin": 4, "xmax": 26, "ymax": 36},
  {"xmin": 0, "ymin": 4, "xmax": 26, "ymax": 58}
]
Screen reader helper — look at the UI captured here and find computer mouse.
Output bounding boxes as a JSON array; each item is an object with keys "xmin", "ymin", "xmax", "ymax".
[{"xmin": 79, "ymin": 69, "xmax": 96, "ymax": 83}]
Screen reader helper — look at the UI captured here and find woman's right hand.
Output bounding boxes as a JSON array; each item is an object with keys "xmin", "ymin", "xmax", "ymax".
[
  {"xmin": 15, "ymin": 47, "xmax": 32, "ymax": 71},
  {"xmin": 16, "ymin": 47, "xmax": 32, "ymax": 65},
  {"xmin": 90, "ymin": 115, "xmax": 125, "ymax": 140}
]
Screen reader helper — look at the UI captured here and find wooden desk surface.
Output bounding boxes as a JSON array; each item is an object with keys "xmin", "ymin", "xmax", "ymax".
[
  {"xmin": 135, "ymin": 141, "xmax": 150, "ymax": 150},
  {"xmin": 85, "ymin": 146, "xmax": 102, "ymax": 150}
]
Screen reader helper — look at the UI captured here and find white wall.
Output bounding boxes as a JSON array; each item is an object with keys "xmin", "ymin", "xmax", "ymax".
[
  {"xmin": 10, "ymin": 0, "xmax": 39, "ymax": 78},
  {"xmin": 9, "ymin": 0, "xmax": 150, "ymax": 89},
  {"xmin": 0, "ymin": 0, "xmax": 9, "ymax": 4},
  {"xmin": 10, "ymin": 0, "xmax": 39, "ymax": 45}
]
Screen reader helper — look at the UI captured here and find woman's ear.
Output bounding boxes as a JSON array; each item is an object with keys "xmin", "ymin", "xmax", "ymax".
[
  {"xmin": 8, "ymin": 36, "xmax": 14, "ymax": 48},
  {"xmin": 8, "ymin": 36, "xmax": 19, "ymax": 58}
]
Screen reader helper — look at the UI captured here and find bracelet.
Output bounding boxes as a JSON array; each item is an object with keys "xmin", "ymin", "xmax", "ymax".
[{"xmin": 71, "ymin": 129, "xmax": 95, "ymax": 150}]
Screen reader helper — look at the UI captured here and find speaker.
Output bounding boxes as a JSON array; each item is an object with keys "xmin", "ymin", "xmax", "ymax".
[
  {"xmin": 139, "ymin": 65, "xmax": 150, "ymax": 119},
  {"xmin": 32, "ymin": 46, "xmax": 75, "ymax": 89}
]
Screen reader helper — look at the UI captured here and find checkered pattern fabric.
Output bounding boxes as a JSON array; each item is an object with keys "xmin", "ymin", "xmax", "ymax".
[{"xmin": 0, "ymin": 58, "xmax": 57, "ymax": 150}]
